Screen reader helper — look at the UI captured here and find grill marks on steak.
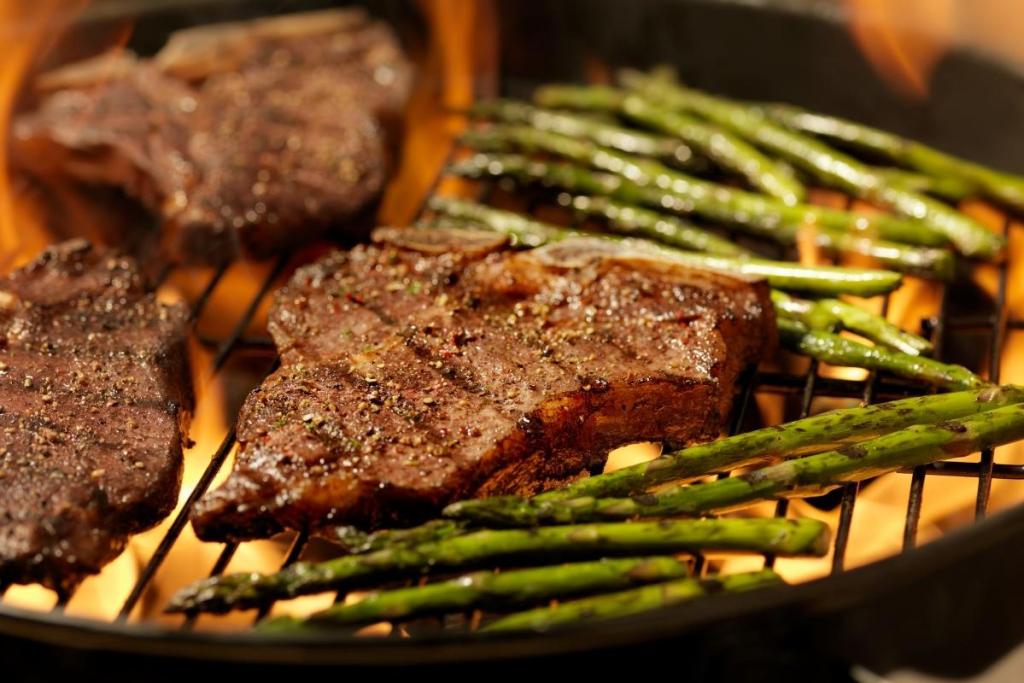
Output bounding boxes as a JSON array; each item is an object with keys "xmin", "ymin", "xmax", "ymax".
[
  {"xmin": 191, "ymin": 228, "xmax": 774, "ymax": 541},
  {"xmin": 12, "ymin": 9, "xmax": 410, "ymax": 265},
  {"xmin": 0, "ymin": 241, "xmax": 192, "ymax": 593}
]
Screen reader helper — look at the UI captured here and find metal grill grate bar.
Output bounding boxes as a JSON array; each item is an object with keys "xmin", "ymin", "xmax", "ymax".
[
  {"xmin": 974, "ymin": 216, "xmax": 1013, "ymax": 519},
  {"xmin": 116, "ymin": 256, "xmax": 287, "ymax": 621}
]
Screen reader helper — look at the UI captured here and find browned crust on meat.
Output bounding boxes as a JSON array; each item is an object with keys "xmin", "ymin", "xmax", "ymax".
[
  {"xmin": 191, "ymin": 228, "xmax": 774, "ymax": 541},
  {"xmin": 11, "ymin": 9, "xmax": 411, "ymax": 265},
  {"xmin": 0, "ymin": 240, "xmax": 192, "ymax": 592}
]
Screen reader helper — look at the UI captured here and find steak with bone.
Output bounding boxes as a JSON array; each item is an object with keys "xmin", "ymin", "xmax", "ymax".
[
  {"xmin": 190, "ymin": 227, "xmax": 775, "ymax": 542},
  {"xmin": 0, "ymin": 241, "xmax": 192, "ymax": 593},
  {"xmin": 12, "ymin": 9, "xmax": 411, "ymax": 265}
]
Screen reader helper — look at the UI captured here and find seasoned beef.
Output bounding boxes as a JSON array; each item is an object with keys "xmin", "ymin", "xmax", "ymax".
[
  {"xmin": 154, "ymin": 9, "xmax": 411, "ymax": 122},
  {"xmin": 12, "ymin": 9, "xmax": 411, "ymax": 264},
  {"xmin": 0, "ymin": 241, "xmax": 192, "ymax": 593},
  {"xmin": 191, "ymin": 228, "xmax": 775, "ymax": 542}
]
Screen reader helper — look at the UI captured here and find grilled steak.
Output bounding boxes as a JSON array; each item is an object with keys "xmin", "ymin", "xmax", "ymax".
[
  {"xmin": 0, "ymin": 241, "xmax": 192, "ymax": 593},
  {"xmin": 12, "ymin": 9, "xmax": 411, "ymax": 264},
  {"xmin": 191, "ymin": 228, "xmax": 775, "ymax": 541},
  {"xmin": 154, "ymin": 9, "xmax": 411, "ymax": 122}
]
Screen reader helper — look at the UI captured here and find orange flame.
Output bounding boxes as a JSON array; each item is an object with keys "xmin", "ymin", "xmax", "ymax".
[
  {"xmin": 0, "ymin": 1, "xmax": 79, "ymax": 269},
  {"xmin": 377, "ymin": 0, "xmax": 498, "ymax": 226},
  {"xmin": 846, "ymin": 1, "xmax": 1024, "ymax": 98},
  {"xmin": 845, "ymin": 0, "xmax": 954, "ymax": 98}
]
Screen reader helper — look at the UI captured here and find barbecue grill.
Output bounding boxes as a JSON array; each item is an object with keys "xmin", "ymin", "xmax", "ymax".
[{"xmin": 3, "ymin": 0, "xmax": 1024, "ymax": 679}]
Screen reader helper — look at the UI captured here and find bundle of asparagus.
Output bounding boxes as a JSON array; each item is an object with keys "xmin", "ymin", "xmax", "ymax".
[
  {"xmin": 453, "ymin": 134, "xmax": 953, "ymax": 259},
  {"xmin": 167, "ymin": 517, "xmax": 826, "ymax": 613},
  {"xmin": 330, "ymin": 387, "xmax": 1020, "ymax": 555},
  {"xmin": 624, "ymin": 72, "xmax": 1003, "ymax": 259},
  {"xmin": 764, "ymin": 104, "xmax": 1024, "ymax": 213},
  {"xmin": 258, "ymin": 556, "xmax": 695, "ymax": 632},
  {"xmin": 258, "ymin": 561, "xmax": 782, "ymax": 635},
  {"xmin": 537, "ymin": 74, "xmax": 1007, "ymax": 260}
]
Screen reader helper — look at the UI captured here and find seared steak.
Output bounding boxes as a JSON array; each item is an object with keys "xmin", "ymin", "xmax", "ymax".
[
  {"xmin": 191, "ymin": 228, "xmax": 774, "ymax": 542},
  {"xmin": 154, "ymin": 9, "xmax": 411, "ymax": 122},
  {"xmin": 12, "ymin": 9, "xmax": 411, "ymax": 264},
  {"xmin": 0, "ymin": 241, "xmax": 192, "ymax": 593}
]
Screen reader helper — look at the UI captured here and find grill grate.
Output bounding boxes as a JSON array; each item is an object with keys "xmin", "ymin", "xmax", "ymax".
[{"xmin": 2, "ymin": 103, "xmax": 1020, "ymax": 637}]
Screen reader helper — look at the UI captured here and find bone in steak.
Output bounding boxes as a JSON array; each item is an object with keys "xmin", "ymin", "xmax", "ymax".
[
  {"xmin": 0, "ymin": 241, "xmax": 192, "ymax": 593},
  {"xmin": 190, "ymin": 227, "xmax": 775, "ymax": 542},
  {"xmin": 12, "ymin": 9, "xmax": 411, "ymax": 265}
]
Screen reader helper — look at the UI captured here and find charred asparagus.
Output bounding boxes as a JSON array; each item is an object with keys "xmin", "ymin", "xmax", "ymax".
[
  {"xmin": 778, "ymin": 317, "xmax": 983, "ymax": 391},
  {"xmin": 482, "ymin": 569, "xmax": 782, "ymax": 632},
  {"xmin": 766, "ymin": 104, "xmax": 1024, "ymax": 213},
  {"xmin": 528, "ymin": 86, "xmax": 804, "ymax": 202},
  {"xmin": 469, "ymin": 99, "xmax": 699, "ymax": 168},
  {"xmin": 569, "ymin": 194, "xmax": 954, "ymax": 280},
  {"xmin": 771, "ymin": 291, "xmax": 933, "ymax": 355},
  {"xmin": 451, "ymin": 151, "xmax": 947, "ymax": 249},
  {"xmin": 623, "ymin": 73, "xmax": 1004, "ymax": 259},
  {"xmin": 256, "ymin": 556, "xmax": 691, "ymax": 632},
  {"xmin": 167, "ymin": 518, "xmax": 829, "ymax": 614}
]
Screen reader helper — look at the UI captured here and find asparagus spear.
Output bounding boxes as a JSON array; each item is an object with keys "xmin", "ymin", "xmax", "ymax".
[
  {"xmin": 770, "ymin": 291, "xmax": 933, "ymax": 355},
  {"xmin": 564, "ymin": 195, "xmax": 751, "ymax": 256},
  {"xmin": 517, "ymin": 385, "xmax": 1024, "ymax": 503},
  {"xmin": 876, "ymin": 168, "xmax": 978, "ymax": 203},
  {"xmin": 331, "ymin": 519, "xmax": 469, "ymax": 555},
  {"xmin": 452, "ymin": 150, "xmax": 947, "ymax": 249},
  {"xmin": 469, "ymin": 99, "xmax": 697, "ymax": 167},
  {"xmin": 445, "ymin": 401, "xmax": 1024, "ymax": 526},
  {"xmin": 531, "ymin": 86, "xmax": 804, "ymax": 203},
  {"xmin": 481, "ymin": 570, "xmax": 782, "ymax": 632},
  {"xmin": 806, "ymin": 230, "xmax": 954, "ymax": 281},
  {"xmin": 256, "ymin": 556, "xmax": 691, "ymax": 632},
  {"xmin": 570, "ymin": 194, "xmax": 954, "ymax": 281},
  {"xmin": 429, "ymin": 189, "xmax": 744, "ymax": 256},
  {"xmin": 623, "ymin": 73, "xmax": 1005, "ymax": 259},
  {"xmin": 535, "ymin": 83, "xmax": 626, "ymax": 112},
  {"xmin": 778, "ymin": 317, "xmax": 983, "ymax": 391},
  {"xmin": 765, "ymin": 104, "xmax": 1024, "ymax": 213},
  {"xmin": 428, "ymin": 197, "xmax": 902, "ymax": 297},
  {"xmin": 620, "ymin": 92, "xmax": 806, "ymax": 202},
  {"xmin": 166, "ymin": 518, "xmax": 828, "ymax": 614}
]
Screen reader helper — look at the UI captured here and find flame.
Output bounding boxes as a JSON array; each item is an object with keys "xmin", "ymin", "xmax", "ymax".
[
  {"xmin": 845, "ymin": 0, "xmax": 953, "ymax": 98},
  {"xmin": 0, "ymin": 0, "xmax": 84, "ymax": 270},
  {"xmin": 377, "ymin": 0, "xmax": 498, "ymax": 226},
  {"xmin": 846, "ymin": 1, "xmax": 1024, "ymax": 98}
]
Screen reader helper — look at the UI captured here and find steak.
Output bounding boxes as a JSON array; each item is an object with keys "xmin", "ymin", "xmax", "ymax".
[
  {"xmin": 12, "ymin": 9, "xmax": 411, "ymax": 264},
  {"xmin": 0, "ymin": 241, "xmax": 192, "ymax": 593},
  {"xmin": 191, "ymin": 227, "xmax": 775, "ymax": 542}
]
